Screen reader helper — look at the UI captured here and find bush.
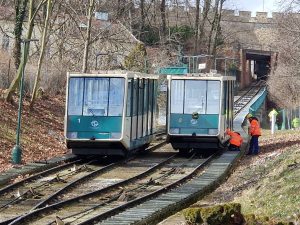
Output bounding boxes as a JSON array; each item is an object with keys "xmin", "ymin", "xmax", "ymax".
[
  {"xmin": 0, "ymin": 52, "xmax": 15, "ymax": 89},
  {"xmin": 124, "ymin": 43, "xmax": 148, "ymax": 72},
  {"xmin": 41, "ymin": 65, "xmax": 67, "ymax": 95},
  {"xmin": 183, "ymin": 203, "xmax": 243, "ymax": 225},
  {"xmin": 183, "ymin": 208, "xmax": 203, "ymax": 224},
  {"xmin": 169, "ymin": 25, "xmax": 194, "ymax": 42}
]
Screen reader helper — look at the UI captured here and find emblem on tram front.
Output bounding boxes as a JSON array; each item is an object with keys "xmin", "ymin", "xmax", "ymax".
[
  {"xmin": 91, "ymin": 120, "xmax": 99, "ymax": 127},
  {"xmin": 190, "ymin": 119, "xmax": 198, "ymax": 125}
]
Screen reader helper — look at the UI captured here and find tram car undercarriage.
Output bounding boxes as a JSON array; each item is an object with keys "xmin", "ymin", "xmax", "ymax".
[{"xmin": 65, "ymin": 71, "xmax": 159, "ymax": 156}]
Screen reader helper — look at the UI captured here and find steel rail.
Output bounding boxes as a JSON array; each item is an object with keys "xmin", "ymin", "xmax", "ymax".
[
  {"xmin": 0, "ymin": 159, "xmax": 107, "ymax": 225},
  {"xmin": 9, "ymin": 151, "xmax": 175, "ymax": 225},
  {"xmin": 234, "ymin": 82, "xmax": 265, "ymax": 117},
  {"xmin": 0, "ymin": 158, "xmax": 82, "ymax": 196},
  {"xmin": 76, "ymin": 152, "xmax": 217, "ymax": 225},
  {"xmin": 45, "ymin": 153, "xmax": 186, "ymax": 225},
  {"xmin": 5, "ymin": 141, "xmax": 167, "ymax": 225},
  {"xmin": 235, "ymin": 80, "xmax": 265, "ymax": 104},
  {"xmin": 31, "ymin": 161, "xmax": 118, "ymax": 210},
  {"xmin": 50, "ymin": 152, "xmax": 198, "ymax": 225},
  {"xmin": 0, "ymin": 159, "xmax": 101, "ymax": 213}
]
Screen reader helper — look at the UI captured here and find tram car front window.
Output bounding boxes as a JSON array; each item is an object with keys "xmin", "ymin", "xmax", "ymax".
[
  {"xmin": 170, "ymin": 79, "xmax": 221, "ymax": 135},
  {"xmin": 66, "ymin": 77, "xmax": 125, "ymax": 140}
]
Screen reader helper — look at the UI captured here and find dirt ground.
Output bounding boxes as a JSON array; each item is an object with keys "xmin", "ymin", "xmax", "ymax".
[{"xmin": 0, "ymin": 92, "xmax": 68, "ymax": 173}]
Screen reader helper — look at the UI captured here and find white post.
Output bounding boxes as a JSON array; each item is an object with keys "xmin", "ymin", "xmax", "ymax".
[{"xmin": 271, "ymin": 113, "xmax": 276, "ymax": 134}]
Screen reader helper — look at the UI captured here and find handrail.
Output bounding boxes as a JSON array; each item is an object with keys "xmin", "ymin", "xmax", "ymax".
[{"xmin": 249, "ymin": 87, "xmax": 267, "ymax": 115}]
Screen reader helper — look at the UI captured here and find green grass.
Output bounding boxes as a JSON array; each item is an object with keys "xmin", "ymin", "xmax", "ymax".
[
  {"xmin": 234, "ymin": 145, "xmax": 300, "ymax": 220},
  {"xmin": 260, "ymin": 128, "xmax": 300, "ymax": 140}
]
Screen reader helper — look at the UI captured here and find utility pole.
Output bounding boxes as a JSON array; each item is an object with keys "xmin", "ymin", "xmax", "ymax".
[{"xmin": 12, "ymin": 38, "xmax": 38, "ymax": 164}]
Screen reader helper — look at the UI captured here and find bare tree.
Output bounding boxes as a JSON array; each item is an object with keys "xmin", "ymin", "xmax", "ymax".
[
  {"xmin": 30, "ymin": 0, "xmax": 52, "ymax": 107},
  {"xmin": 206, "ymin": 0, "xmax": 226, "ymax": 56},
  {"xmin": 4, "ymin": 0, "xmax": 45, "ymax": 102},
  {"xmin": 211, "ymin": 0, "xmax": 225, "ymax": 56},
  {"xmin": 160, "ymin": 0, "xmax": 166, "ymax": 39},
  {"xmin": 140, "ymin": 0, "xmax": 145, "ymax": 30},
  {"xmin": 267, "ymin": 2, "xmax": 300, "ymax": 108},
  {"xmin": 13, "ymin": 0, "xmax": 29, "ymax": 69},
  {"xmin": 194, "ymin": 0, "xmax": 211, "ymax": 54},
  {"xmin": 194, "ymin": 0, "xmax": 200, "ymax": 53},
  {"xmin": 82, "ymin": 0, "xmax": 95, "ymax": 73}
]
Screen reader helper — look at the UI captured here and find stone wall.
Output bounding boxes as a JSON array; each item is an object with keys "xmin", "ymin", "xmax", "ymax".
[
  {"xmin": 133, "ymin": 6, "xmax": 280, "ymax": 52},
  {"xmin": 135, "ymin": 5, "xmax": 284, "ymax": 26}
]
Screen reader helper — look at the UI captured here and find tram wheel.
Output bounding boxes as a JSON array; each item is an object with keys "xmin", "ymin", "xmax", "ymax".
[{"xmin": 178, "ymin": 149, "xmax": 192, "ymax": 157}]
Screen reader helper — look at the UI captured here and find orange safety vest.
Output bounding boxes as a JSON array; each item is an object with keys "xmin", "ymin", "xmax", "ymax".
[
  {"xmin": 249, "ymin": 118, "xmax": 261, "ymax": 136},
  {"xmin": 226, "ymin": 129, "xmax": 243, "ymax": 147}
]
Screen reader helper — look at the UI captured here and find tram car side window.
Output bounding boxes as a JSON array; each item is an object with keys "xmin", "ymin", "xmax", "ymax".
[
  {"xmin": 138, "ymin": 79, "xmax": 143, "ymax": 138},
  {"xmin": 132, "ymin": 79, "xmax": 138, "ymax": 140},
  {"xmin": 65, "ymin": 72, "xmax": 158, "ymax": 156}
]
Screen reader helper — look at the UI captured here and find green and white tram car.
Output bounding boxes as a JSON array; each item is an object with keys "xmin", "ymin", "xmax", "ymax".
[
  {"xmin": 65, "ymin": 71, "xmax": 158, "ymax": 156},
  {"xmin": 167, "ymin": 73, "xmax": 235, "ymax": 153}
]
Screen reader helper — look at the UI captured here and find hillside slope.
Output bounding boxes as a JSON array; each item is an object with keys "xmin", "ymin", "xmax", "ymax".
[
  {"xmin": 0, "ymin": 92, "xmax": 67, "ymax": 172},
  {"xmin": 159, "ymin": 130, "xmax": 300, "ymax": 224}
]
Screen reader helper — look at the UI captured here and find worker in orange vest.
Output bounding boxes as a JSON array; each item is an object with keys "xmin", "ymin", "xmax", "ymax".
[
  {"xmin": 246, "ymin": 114, "xmax": 262, "ymax": 155},
  {"xmin": 226, "ymin": 128, "xmax": 243, "ymax": 151}
]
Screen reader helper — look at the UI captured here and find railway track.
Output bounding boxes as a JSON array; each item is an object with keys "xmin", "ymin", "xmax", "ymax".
[
  {"xmin": 0, "ymin": 140, "xmax": 167, "ymax": 225},
  {"xmin": 0, "ymin": 82, "xmax": 264, "ymax": 225},
  {"xmin": 0, "ymin": 158, "xmax": 117, "ymax": 224},
  {"xmin": 9, "ymin": 149, "xmax": 213, "ymax": 225},
  {"xmin": 234, "ymin": 81, "xmax": 265, "ymax": 116},
  {"xmin": 99, "ymin": 151, "xmax": 238, "ymax": 225}
]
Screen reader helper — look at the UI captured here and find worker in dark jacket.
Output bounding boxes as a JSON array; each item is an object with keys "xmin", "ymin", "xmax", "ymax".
[
  {"xmin": 226, "ymin": 128, "xmax": 243, "ymax": 151},
  {"xmin": 246, "ymin": 114, "xmax": 262, "ymax": 155}
]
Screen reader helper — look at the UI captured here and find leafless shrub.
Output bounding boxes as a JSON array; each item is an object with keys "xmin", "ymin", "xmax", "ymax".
[
  {"xmin": 41, "ymin": 65, "xmax": 67, "ymax": 95},
  {"xmin": 0, "ymin": 51, "xmax": 14, "ymax": 89},
  {"xmin": 267, "ymin": 4, "xmax": 300, "ymax": 108}
]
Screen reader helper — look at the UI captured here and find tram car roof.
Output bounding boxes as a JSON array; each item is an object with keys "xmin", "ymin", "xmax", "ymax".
[
  {"xmin": 167, "ymin": 72, "xmax": 235, "ymax": 81},
  {"xmin": 67, "ymin": 70, "xmax": 159, "ymax": 79}
]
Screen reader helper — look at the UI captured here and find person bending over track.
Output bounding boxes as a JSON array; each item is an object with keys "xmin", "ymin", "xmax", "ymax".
[{"xmin": 226, "ymin": 128, "xmax": 243, "ymax": 151}]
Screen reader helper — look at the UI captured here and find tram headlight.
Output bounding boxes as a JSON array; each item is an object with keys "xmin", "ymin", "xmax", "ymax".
[
  {"xmin": 170, "ymin": 128, "xmax": 180, "ymax": 134},
  {"xmin": 208, "ymin": 129, "xmax": 218, "ymax": 135},
  {"xmin": 67, "ymin": 132, "xmax": 78, "ymax": 139},
  {"xmin": 111, "ymin": 132, "xmax": 121, "ymax": 139}
]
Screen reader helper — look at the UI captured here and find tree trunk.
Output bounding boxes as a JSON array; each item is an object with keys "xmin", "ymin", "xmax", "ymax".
[
  {"xmin": 140, "ymin": 0, "xmax": 145, "ymax": 39},
  {"xmin": 4, "ymin": 0, "xmax": 43, "ymax": 102},
  {"xmin": 13, "ymin": 0, "xmax": 29, "ymax": 70},
  {"xmin": 128, "ymin": 0, "xmax": 134, "ymax": 32},
  {"xmin": 211, "ymin": 0, "xmax": 225, "ymax": 57},
  {"xmin": 82, "ymin": 0, "xmax": 95, "ymax": 73},
  {"xmin": 160, "ymin": 0, "xmax": 166, "ymax": 40},
  {"xmin": 117, "ymin": 0, "xmax": 124, "ymax": 18},
  {"xmin": 30, "ymin": 0, "xmax": 52, "ymax": 108},
  {"xmin": 198, "ymin": 0, "xmax": 211, "ymax": 51},
  {"xmin": 207, "ymin": 0, "xmax": 220, "ymax": 55},
  {"xmin": 194, "ymin": 0, "xmax": 200, "ymax": 54}
]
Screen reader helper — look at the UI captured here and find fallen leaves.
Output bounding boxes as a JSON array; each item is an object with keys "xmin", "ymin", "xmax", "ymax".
[{"xmin": 0, "ymin": 92, "xmax": 68, "ymax": 173}]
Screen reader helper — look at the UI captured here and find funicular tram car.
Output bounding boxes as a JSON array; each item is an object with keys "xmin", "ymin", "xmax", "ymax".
[
  {"xmin": 167, "ymin": 73, "xmax": 235, "ymax": 154},
  {"xmin": 65, "ymin": 71, "xmax": 159, "ymax": 156}
]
